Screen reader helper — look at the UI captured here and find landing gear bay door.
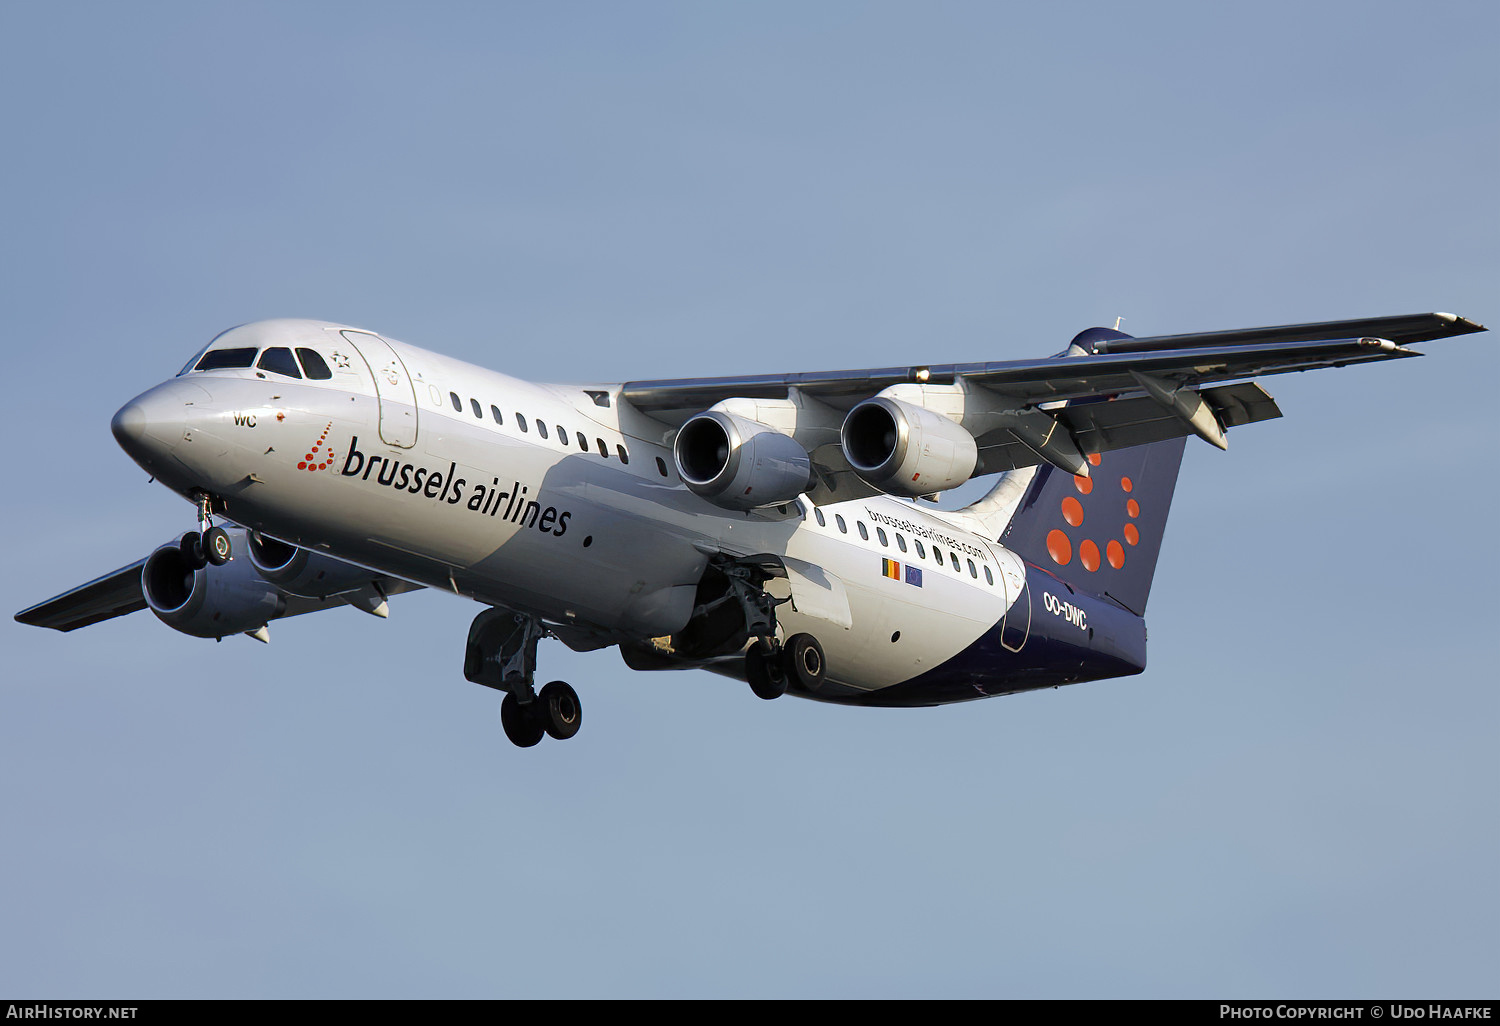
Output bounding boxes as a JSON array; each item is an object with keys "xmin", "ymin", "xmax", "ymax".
[{"xmin": 780, "ymin": 557, "xmax": 853, "ymax": 631}]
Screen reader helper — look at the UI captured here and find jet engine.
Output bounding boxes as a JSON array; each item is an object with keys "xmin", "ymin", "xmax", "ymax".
[
  {"xmin": 841, "ymin": 396, "xmax": 978, "ymax": 497},
  {"xmin": 673, "ymin": 410, "xmax": 813, "ymax": 510},
  {"xmin": 141, "ymin": 540, "xmax": 288, "ymax": 639},
  {"xmin": 246, "ymin": 532, "xmax": 380, "ymax": 598}
]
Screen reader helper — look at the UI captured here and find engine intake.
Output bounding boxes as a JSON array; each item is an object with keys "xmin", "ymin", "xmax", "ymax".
[
  {"xmin": 841, "ymin": 396, "xmax": 978, "ymax": 496},
  {"xmin": 142, "ymin": 540, "xmax": 287, "ymax": 639},
  {"xmin": 674, "ymin": 410, "xmax": 812, "ymax": 510},
  {"xmin": 246, "ymin": 532, "xmax": 378, "ymax": 597}
]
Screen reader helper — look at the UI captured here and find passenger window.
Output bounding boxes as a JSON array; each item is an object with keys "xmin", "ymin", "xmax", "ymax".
[
  {"xmin": 450, "ymin": 392, "xmax": 462, "ymax": 412},
  {"xmin": 835, "ymin": 514, "xmax": 847, "ymax": 534},
  {"xmin": 577, "ymin": 431, "xmax": 589, "ymax": 451},
  {"xmin": 857, "ymin": 521, "xmax": 869, "ymax": 541},
  {"xmin": 896, "ymin": 534, "xmax": 907, "ymax": 553},
  {"xmin": 915, "ymin": 540, "xmax": 926, "ymax": 559},
  {"xmin": 491, "ymin": 405, "xmax": 503, "ymax": 425},
  {"xmin": 517, "ymin": 414, "xmax": 529, "ymax": 433},
  {"xmin": 597, "ymin": 438, "xmax": 608, "ymax": 457},
  {"xmin": 296, "ymin": 348, "xmax": 333, "ymax": 379},
  {"xmin": 876, "ymin": 527, "xmax": 887, "ymax": 547},
  {"xmin": 194, "ymin": 347, "xmax": 258, "ymax": 371},
  {"xmin": 656, "ymin": 457, "xmax": 669, "ymax": 477},
  {"xmin": 984, "ymin": 566, "xmax": 994, "ymax": 586},
  {"xmin": 933, "ymin": 546, "xmax": 943, "ymax": 565},
  {"xmin": 470, "ymin": 398, "xmax": 482, "ymax": 419},
  {"xmin": 968, "ymin": 559, "xmax": 978, "ymax": 578},
  {"xmin": 257, "ymin": 348, "xmax": 302, "ymax": 378},
  {"xmin": 617, "ymin": 444, "xmax": 629, "ymax": 464},
  {"xmin": 558, "ymin": 426, "xmax": 568, "ymax": 445},
  {"xmin": 951, "ymin": 552, "xmax": 961, "ymax": 571},
  {"xmin": 537, "ymin": 421, "xmax": 549, "ymax": 440},
  {"xmin": 814, "ymin": 508, "xmax": 826, "ymax": 527}
]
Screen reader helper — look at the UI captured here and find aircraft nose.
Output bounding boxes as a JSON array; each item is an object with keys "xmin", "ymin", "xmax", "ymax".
[
  {"xmin": 110, "ymin": 401, "xmax": 147, "ymax": 450},
  {"xmin": 110, "ymin": 381, "xmax": 204, "ymax": 470}
]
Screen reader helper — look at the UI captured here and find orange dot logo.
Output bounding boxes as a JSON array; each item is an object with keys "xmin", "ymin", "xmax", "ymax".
[
  {"xmin": 1049, "ymin": 453, "xmax": 1141, "ymax": 572},
  {"xmin": 1047, "ymin": 529, "xmax": 1072, "ymax": 566},
  {"xmin": 1079, "ymin": 539, "xmax": 1100, "ymax": 572},
  {"xmin": 1107, "ymin": 540, "xmax": 1125, "ymax": 568},
  {"xmin": 299, "ymin": 423, "xmax": 335, "ymax": 472}
]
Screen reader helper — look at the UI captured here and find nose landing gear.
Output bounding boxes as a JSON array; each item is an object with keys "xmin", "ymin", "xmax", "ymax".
[
  {"xmin": 178, "ymin": 493, "xmax": 233, "ymax": 569},
  {"xmin": 466, "ymin": 608, "xmax": 584, "ymax": 748}
]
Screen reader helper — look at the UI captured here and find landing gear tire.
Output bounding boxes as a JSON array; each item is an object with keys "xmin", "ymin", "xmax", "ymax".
[
  {"xmin": 746, "ymin": 642, "xmax": 788, "ymax": 700},
  {"xmin": 500, "ymin": 692, "xmax": 546, "ymax": 748},
  {"xmin": 783, "ymin": 633, "xmax": 826, "ymax": 692},
  {"xmin": 178, "ymin": 532, "xmax": 207, "ymax": 571},
  {"xmin": 539, "ymin": 680, "xmax": 582, "ymax": 740},
  {"xmin": 203, "ymin": 526, "xmax": 233, "ymax": 565}
]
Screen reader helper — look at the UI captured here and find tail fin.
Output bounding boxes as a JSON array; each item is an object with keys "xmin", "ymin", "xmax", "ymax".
[
  {"xmin": 998, "ymin": 435, "xmax": 1184, "ymax": 615},
  {"xmin": 997, "ymin": 325, "xmax": 1186, "ymax": 616}
]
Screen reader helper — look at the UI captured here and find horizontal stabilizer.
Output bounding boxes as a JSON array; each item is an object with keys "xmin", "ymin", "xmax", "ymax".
[{"xmin": 974, "ymin": 383, "xmax": 1280, "ymax": 474}]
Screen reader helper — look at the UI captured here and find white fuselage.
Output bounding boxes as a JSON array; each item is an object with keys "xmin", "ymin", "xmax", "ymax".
[{"xmin": 118, "ymin": 319, "xmax": 1094, "ymax": 702}]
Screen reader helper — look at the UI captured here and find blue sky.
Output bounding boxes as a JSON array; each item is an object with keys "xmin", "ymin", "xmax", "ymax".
[{"xmin": 2, "ymin": 1, "xmax": 1495, "ymax": 999}]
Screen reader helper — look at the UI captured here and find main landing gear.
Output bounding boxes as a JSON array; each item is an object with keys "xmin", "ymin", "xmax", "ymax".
[
  {"xmin": 465, "ymin": 607, "xmax": 582, "ymax": 748},
  {"xmin": 178, "ymin": 493, "xmax": 233, "ymax": 570},
  {"xmin": 745, "ymin": 632, "xmax": 826, "ymax": 700}
]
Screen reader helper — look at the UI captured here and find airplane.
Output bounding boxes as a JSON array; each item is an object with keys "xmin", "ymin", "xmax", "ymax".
[{"xmin": 15, "ymin": 312, "xmax": 1486, "ymax": 747}]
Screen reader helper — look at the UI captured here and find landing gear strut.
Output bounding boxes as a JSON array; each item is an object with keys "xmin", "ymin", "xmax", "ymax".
[
  {"xmin": 465, "ymin": 608, "xmax": 582, "ymax": 748},
  {"xmin": 180, "ymin": 492, "xmax": 232, "ymax": 568}
]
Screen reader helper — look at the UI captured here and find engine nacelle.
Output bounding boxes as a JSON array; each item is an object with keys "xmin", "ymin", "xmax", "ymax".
[
  {"xmin": 673, "ymin": 410, "xmax": 812, "ymax": 510},
  {"xmin": 841, "ymin": 396, "xmax": 978, "ymax": 496},
  {"xmin": 246, "ymin": 532, "xmax": 377, "ymax": 598},
  {"xmin": 142, "ymin": 541, "xmax": 287, "ymax": 639}
]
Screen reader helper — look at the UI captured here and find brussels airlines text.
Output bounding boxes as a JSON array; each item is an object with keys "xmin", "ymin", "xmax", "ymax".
[{"xmin": 340, "ymin": 436, "xmax": 572, "ymax": 537}]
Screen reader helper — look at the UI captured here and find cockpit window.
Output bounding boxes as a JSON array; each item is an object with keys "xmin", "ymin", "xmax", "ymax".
[
  {"xmin": 193, "ymin": 347, "xmax": 258, "ymax": 372},
  {"xmin": 257, "ymin": 347, "xmax": 302, "ymax": 378},
  {"xmin": 296, "ymin": 348, "xmax": 333, "ymax": 380}
]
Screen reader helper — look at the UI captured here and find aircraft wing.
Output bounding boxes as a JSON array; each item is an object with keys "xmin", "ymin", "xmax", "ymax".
[
  {"xmin": 621, "ymin": 312, "xmax": 1484, "ymax": 423},
  {"xmin": 16, "ymin": 555, "xmax": 425, "ymax": 633},
  {"xmin": 15, "ymin": 560, "xmax": 150, "ymax": 631}
]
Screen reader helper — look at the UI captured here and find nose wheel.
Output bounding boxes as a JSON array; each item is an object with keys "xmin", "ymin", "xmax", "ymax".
[{"xmin": 180, "ymin": 493, "xmax": 233, "ymax": 567}]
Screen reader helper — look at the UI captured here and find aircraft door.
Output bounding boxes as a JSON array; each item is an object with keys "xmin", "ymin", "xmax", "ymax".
[
  {"xmin": 340, "ymin": 330, "xmax": 418, "ymax": 448},
  {"xmin": 1000, "ymin": 564, "xmax": 1031, "ymax": 652}
]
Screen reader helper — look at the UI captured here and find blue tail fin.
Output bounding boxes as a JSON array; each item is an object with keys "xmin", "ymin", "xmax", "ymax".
[
  {"xmin": 998, "ymin": 436, "xmax": 1184, "ymax": 616},
  {"xmin": 998, "ymin": 326, "xmax": 1187, "ymax": 616}
]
